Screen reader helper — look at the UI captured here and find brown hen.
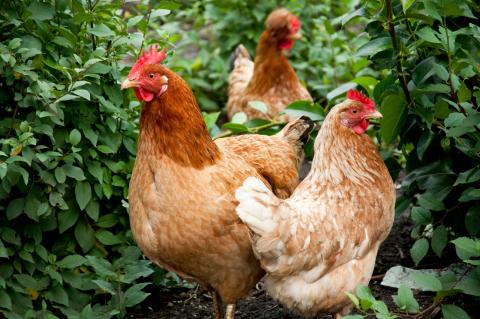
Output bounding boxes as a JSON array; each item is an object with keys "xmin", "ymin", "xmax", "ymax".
[
  {"xmin": 236, "ymin": 90, "xmax": 395, "ymax": 318},
  {"xmin": 121, "ymin": 45, "xmax": 314, "ymax": 319},
  {"xmin": 227, "ymin": 8, "xmax": 312, "ymax": 120}
]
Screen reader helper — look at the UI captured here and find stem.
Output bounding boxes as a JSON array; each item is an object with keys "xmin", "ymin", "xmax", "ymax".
[
  {"xmin": 138, "ymin": 10, "xmax": 152, "ymax": 57},
  {"xmin": 7, "ymin": 104, "xmax": 19, "ymax": 137},
  {"xmin": 213, "ymin": 121, "xmax": 285, "ymax": 140},
  {"xmin": 87, "ymin": 0, "xmax": 96, "ymax": 51},
  {"xmin": 442, "ymin": 16, "xmax": 459, "ymax": 107},
  {"xmin": 385, "ymin": 0, "xmax": 413, "ymax": 106}
]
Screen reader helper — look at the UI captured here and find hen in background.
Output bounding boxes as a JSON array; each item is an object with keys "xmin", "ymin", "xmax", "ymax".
[
  {"xmin": 227, "ymin": 8, "xmax": 312, "ymax": 120},
  {"xmin": 236, "ymin": 90, "xmax": 395, "ymax": 318},
  {"xmin": 121, "ymin": 45, "xmax": 314, "ymax": 319}
]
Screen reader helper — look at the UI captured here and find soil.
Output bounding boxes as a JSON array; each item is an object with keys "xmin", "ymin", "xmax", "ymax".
[{"xmin": 128, "ymin": 215, "xmax": 460, "ymax": 319}]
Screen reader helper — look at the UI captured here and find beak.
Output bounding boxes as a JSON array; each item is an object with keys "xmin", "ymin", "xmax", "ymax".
[
  {"xmin": 121, "ymin": 78, "xmax": 138, "ymax": 90},
  {"xmin": 291, "ymin": 33, "xmax": 302, "ymax": 40},
  {"xmin": 366, "ymin": 109, "xmax": 383, "ymax": 119}
]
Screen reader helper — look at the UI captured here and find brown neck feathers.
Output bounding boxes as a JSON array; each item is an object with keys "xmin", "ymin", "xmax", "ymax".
[
  {"xmin": 138, "ymin": 72, "xmax": 220, "ymax": 169},
  {"xmin": 246, "ymin": 31, "xmax": 299, "ymax": 94}
]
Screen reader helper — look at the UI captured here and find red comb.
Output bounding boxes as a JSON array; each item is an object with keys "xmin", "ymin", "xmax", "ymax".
[
  {"xmin": 290, "ymin": 16, "xmax": 300, "ymax": 33},
  {"xmin": 347, "ymin": 89, "xmax": 375, "ymax": 110},
  {"xmin": 129, "ymin": 44, "xmax": 166, "ymax": 78}
]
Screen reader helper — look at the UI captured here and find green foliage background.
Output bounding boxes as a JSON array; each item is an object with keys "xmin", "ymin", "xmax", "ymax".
[{"xmin": 0, "ymin": 0, "xmax": 479, "ymax": 318}]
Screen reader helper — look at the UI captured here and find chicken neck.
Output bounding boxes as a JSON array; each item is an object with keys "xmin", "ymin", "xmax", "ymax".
[
  {"xmin": 307, "ymin": 111, "xmax": 384, "ymax": 186},
  {"xmin": 246, "ymin": 31, "xmax": 299, "ymax": 94},
  {"xmin": 137, "ymin": 74, "xmax": 220, "ymax": 169}
]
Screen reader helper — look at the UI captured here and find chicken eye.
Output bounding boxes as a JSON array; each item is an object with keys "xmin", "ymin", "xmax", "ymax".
[
  {"xmin": 352, "ymin": 108, "xmax": 358, "ymax": 114},
  {"xmin": 149, "ymin": 73, "xmax": 155, "ymax": 78}
]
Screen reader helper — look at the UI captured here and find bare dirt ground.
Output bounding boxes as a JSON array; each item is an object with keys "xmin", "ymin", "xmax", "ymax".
[{"xmin": 128, "ymin": 215, "xmax": 479, "ymax": 319}]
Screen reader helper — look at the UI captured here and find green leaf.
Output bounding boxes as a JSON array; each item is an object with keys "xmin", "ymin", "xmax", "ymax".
[
  {"xmin": 75, "ymin": 182, "xmax": 91, "ymax": 211},
  {"xmin": 54, "ymin": 167, "xmax": 66, "ymax": 183},
  {"xmin": 355, "ymin": 37, "xmax": 392, "ymax": 57},
  {"xmin": 380, "ymin": 94, "xmax": 407, "ymax": 144},
  {"xmin": 410, "ymin": 206, "xmax": 432, "ymax": 225},
  {"xmin": 410, "ymin": 238, "xmax": 429, "ymax": 265},
  {"xmin": 418, "ymin": 192, "xmax": 445, "ymax": 211},
  {"xmin": 85, "ymin": 200, "xmax": 99, "ymax": 221},
  {"xmin": 341, "ymin": 8, "xmax": 364, "ymax": 25},
  {"xmin": 222, "ymin": 123, "xmax": 248, "ymax": 133},
  {"xmin": 431, "ymin": 225, "xmax": 448, "ymax": 257},
  {"xmin": 151, "ymin": 9, "xmax": 171, "ymax": 20},
  {"xmin": 124, "ymin": 283, "xmax": 151, "ymax": 307},
  {"xmin": 127, "ymin": 16, "xmax": 143, "ymax": 28},
  {"xmin": 417, "ymin": 27, "xmax": 441, "ymax": 43},
  {"xmin": 465, "ymin": 206, "xmax": 480, "ymax": 237},
  {"xmin": 69, "ymin": 129, "xmax": 81, "ymax": 146},
  {"xmin": 248, "ymin": 101, "xmax": 268, "ymax": 114},
  {"xmin": 417, "ymin": 130, "xmax": 433, "ymax": 160},
  {"xmin": 326, "ymin": 82, "xmax": 356, "ymax": 101},
  {"xmin": 96, "ymin": 214, "xmax": 118, "ymax": 228},
  {"xmin": 74, "ymin": 219, "xmax": 95, "ymax": 253},
  {"xmin": 27, "ymin": 2, "xmax": 54, "ymax": 21},
  {"xmin": 393, "ymin": 284, "xmax": 419, "ymax": 313},
  {"xmin": 451, "ymin": 237, "xmax": 480, "ymax": 259},
  {"xmin": 97, "ymin": 145, "xmax": 114, "ymax": 154},
  {"xmin": 454, "ymin": 167, "xmax": 480, "ymax": 186},
  {"xmin": 63, "ymin": 164, "xmax": 86, "ymax": 181},
  {"xmin": 283, "ymin": 101, "xmax": 323, "ymax": 121},
  {"xmin": 202, "ymin": 112, "xmax": 220, "ymax": 133},
  {"xmin": 414, "ymin": 273, "xmax": 442, "ymax": 291},
  {"xmin": 87, "ymin": 24, "xmax": 115, "ymax": 37},
  {"xmin": 96, "ymin": 230, "xmax": 122, "ymax": 245},
  {"xmin": 231, "ymin": 112, "xmax": 247, "ymax": 124},
  {"xmin": 457, "ymin": 271, "xmax": 480, "ymax": 297},
  {"xmin": 92, "ymin": 279, "xmax": 116, "ymax": 295},
  {"xmin": 58, "ymin": 210, "xmax": 79, "ymax": 233},
  {"xmin": 0, "ymin": 289, "xmax": 12, "ymax": 310},
  {"xmin": 459, "ymin": 188, "xmax": 480, "ymax": 202},
  {"xmin": 442, "ymin": 304, "xmax": 470, "ymax": 319},
  {"xmin": 345, "ymin": 292, "xmax": 360, "ymax": 308},
  {"xmin": 400, "ymin": 0, "xmax": 416, "ymax": 13},
  {"xmin": 72, "ymin": 89, "xmax": 90, "ymax": 101},
  {"xmin": 7, "ymin": 198, "xmax": 25, "ymax": 220},
  {"xmin": 86, "ymin": 256, "xmax": 115, "ymax": 277},
  {"xmin": 44, "ymin": 285, "xmax": 69, "ymax": 306},
  {"xmin": 57, "ymin": 255, "xmax": 87, "ymax": 269}
]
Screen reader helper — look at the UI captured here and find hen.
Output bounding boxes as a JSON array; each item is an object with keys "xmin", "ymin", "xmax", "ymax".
[
  {"xmin": 227, "ymin": 8, "xmax": 312, "ymax": 120},
  {"xmin": 235, "ymin": 90, "xmax": 395, "ymax": 318},
  {"xmin": 120, "ymin": 45, "xmax": 314, "ymax": 319}
]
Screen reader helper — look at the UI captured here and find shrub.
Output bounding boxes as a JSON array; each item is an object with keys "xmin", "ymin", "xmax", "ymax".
[{"xmin": 0, "ymin": 0, "xmax": 175, "ymax": 317}]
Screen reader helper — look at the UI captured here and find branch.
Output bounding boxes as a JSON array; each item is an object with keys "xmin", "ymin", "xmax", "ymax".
[
  {"xmin": 87, "ymin": 0, "xmax": 96, "ymax": 51},
  {"xmin": 213, "ymin": 121, "xmax": 285, "ymax": 140},
  {"xmin": 385, "ymin": 0, "xmax": 413, "ymax": 106}
]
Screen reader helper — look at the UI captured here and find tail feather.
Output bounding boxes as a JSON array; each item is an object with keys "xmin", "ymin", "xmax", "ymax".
[
  {"xmin": 229, "ymin": 44, "xmax": 251, "ymax": 71},
  {"xmin": 277, "ymin": 116, "xmax": 314, "ymax": 145},
  {"xmin": 235, "ymin": 177, "xmax": 279, "ymax": 235},
  {"xmin": 227, "ymin": 45, "xmax": 254, "ymax": 118}
]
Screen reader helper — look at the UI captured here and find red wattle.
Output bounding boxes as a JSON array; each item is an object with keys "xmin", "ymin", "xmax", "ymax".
[
  {"xmin": 139, "ymin": 87, "xmax": 154, "ymax": 102},
  {"xmin": 353, "ymin": 119, "xmax": 369, "ymax": 134},
  {"xmin": 278, "ymin": 38, "xmax": 294, "ymax": 50}
]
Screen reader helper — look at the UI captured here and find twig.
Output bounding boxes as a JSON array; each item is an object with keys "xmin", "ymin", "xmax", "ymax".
[
  {"xmin": 385, "ymin": 0, "xmax": 413, "ymax": 106},
  {"xmin": 87, "ymin": 0, "xmax": 96, "ymax": 51},
  {"xmin": 213, "ymin": 121, "xmax": 285, "ymax": 140}
]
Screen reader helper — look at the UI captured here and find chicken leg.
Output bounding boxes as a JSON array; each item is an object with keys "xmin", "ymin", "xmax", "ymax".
[
  {"xmin": 225, "ymin": 304, "xmax": 236, "ymax": 319},
  {"xmin": 212, "ymin": 291, "xmax": 223, "ymax": 319}
]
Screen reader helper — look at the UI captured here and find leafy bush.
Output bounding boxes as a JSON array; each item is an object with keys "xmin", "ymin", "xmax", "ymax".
[
  {"xmin": 340, "ymin": 0, "xmax": 480, "ymax": 317},
  {"xmin": 0, "ymin": 1, "xmax": 177, "ymax": 317},
  {"xmin": 164, "ymin": 0, "xmax": 369, "ymax": 110}
]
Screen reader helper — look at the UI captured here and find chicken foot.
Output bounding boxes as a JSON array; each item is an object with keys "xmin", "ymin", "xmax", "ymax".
[{"xmin": 225, "ymin": 304, "xmax": 236, "ymax": 319}]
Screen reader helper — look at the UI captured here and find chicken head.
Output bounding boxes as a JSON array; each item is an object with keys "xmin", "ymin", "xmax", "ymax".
[{"xmin": 339, "ymin": 89, "xmax": 383, "ymax": 135}]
